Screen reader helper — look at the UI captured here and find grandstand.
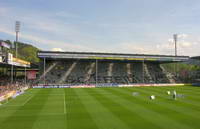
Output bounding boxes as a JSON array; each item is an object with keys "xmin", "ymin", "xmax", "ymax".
[
  {"xmin": 192, "ymin": 56, "xmax": 200, "ymax": 59},
  {"xmin": 0, "ymin": 41, "xmax": 31, "ymax": 101},
  {"xmin": 0, "ymin": 41, "xmax": 31, "ymax": 84},
  {"xmin": 37, "ymin": 51, "xmax": 189, "ymax": 85}
]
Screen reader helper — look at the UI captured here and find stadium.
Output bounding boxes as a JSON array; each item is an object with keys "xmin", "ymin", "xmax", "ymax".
[
  {"xmin": 1, "ymin": 1, "xmax": 200, "ymax": 128},
  {"xmin": 1, "ymin": 39, "xmax": 200, "ymax": 129}
]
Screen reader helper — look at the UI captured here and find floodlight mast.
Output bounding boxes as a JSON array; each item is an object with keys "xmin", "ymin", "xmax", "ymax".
[
  {"xmin": 15, "ymin": 21, "xmax": 20, "ymax": 58},
  {"xmin": 173, "ymin": 34, "xmax": 178, "ymax": 77},
  {"xmin": 174, "ymin": 34, "xmax": 178, "ymax": 56}
]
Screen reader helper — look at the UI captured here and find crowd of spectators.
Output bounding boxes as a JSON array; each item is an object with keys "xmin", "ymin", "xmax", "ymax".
[{"xmin": 0, "ymin": 76, "xmax": 28, "ymax": 97}]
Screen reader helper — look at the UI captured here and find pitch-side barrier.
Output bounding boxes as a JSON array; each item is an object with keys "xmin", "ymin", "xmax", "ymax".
[
  {"xmin": 32, "ymin": 83, "xmax": 190, "ymax": 88},
  {"xmin": 192, "ymin": 83, "xmax": 200, "ymax": 86}
]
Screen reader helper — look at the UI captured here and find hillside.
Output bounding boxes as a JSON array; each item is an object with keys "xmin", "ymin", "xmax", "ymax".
[{"xmin": 4, "ymin": 40, "xmax": 40, "ymax": 63}]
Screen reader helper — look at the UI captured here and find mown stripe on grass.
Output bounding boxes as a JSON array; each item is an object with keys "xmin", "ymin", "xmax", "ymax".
[
  {"xmin": 121, "ymin": 87, "xmax": 200, "ymax": 129},
  {"xmin": 177, "ymin": 86, "xmax": 200, "ymax": 93},
  {"xmin": 153, "ymin": 86, "xmax": 200, "ymax": 98},
  {"xmin": 0, "ymin": 89, "xmax": 38, "ymax": 108},
  {"xmin": 85, "ymin": 88, "xmax": 161, "ymax": 129},
  {"xmin": 32, "ymin": 88, "xmax": 66, "ymax": 129},
  {"xmin": 156, "ymin": 86, "xmax": 200, "ymax": 101},
  {"xmin": 152, "ymin": 86, "xmax": 200, "ymax": 97},
  {"xmin": 75, "ymin": 88, "xmax": 130, "ymax": 129},
  {"xmin": 0, "ymin": 89, "xmax": 41, "ymax": 123},
  {"xmin": 101, "ymin": 87, "xmax": 193, "ymax": 129},
  {"xmin": 137, "ymin": 86, "xmax": 200, "ymax": 107},
  {"xmin": 144, "ymin": 86, "xmax": 200, "ymax": 109},
  {"xmin": 66, "ymin": 88, "xmax": 98, "ymax": 129},
  {"xmin": 126, "ymin": 87, "xmax": 200, "ymax": 114},
  {"xmin": 0, "ymin": 88, "xmax": 52, "ymax": 129}
]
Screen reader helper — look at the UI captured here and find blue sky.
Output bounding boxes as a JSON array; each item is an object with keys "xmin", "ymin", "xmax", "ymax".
[{"xmin": 0, "ymin": 0, "xmax": 200, "ymax": 56}]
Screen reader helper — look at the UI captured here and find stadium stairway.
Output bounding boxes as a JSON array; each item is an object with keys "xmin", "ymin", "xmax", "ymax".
[
  {"xmin": 143, "ymin": 63, "xmax": 154, "ymax": 83},
  {"xmin": 84, "ymin": 62, "xmax": 96, "ymax": 83},
  {"xmin": 58, "ymin": 61, "xmax": 77, "ymax": 84},
  {"xmin": 160, "ymin": 65, "xmax": 176, "ymax": 83},
  {"xmin": 126, "ymin": 63, "xmax": 133, "ymax": 83}
]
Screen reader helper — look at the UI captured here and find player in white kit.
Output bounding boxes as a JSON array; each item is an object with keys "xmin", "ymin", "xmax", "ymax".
[{"xmin": 173, "ymin": 90, "xmax": 177, "ymax": 100}]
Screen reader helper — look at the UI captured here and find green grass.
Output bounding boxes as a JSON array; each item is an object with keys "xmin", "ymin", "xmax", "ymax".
[{"xmin": 0, "ymin": 86, "xmax": 200, "ymax": 129}]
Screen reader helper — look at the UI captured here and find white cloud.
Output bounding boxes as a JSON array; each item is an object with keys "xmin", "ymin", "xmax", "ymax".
[
  {"xmin": 0, "ymin": 26, "xmax": 93, "ymax": 52},
  {"xmin": 179, "ymin": 41, "xmax": 192, "ymax": 48},
  {"xmin": 0, "ymin": 7, "xmax": 9, "ymax": 16},
  {"xmin": 0, "ymin": 5, "xmax": 98, "ymax": 52},
  {"xmin": 55, "ymin": 11, "xmax": 80, "ymax": 19},
  {"xmin": 2, "ymin": 22, "xmax": 198, "ymax": 56},
  {"xmin": 168, "ymin": 34, "xmax": 188, "ymax": 43},
  {"xmin": 116, "ymin": 42, "xmax": 160, "ymax": 55},
  {"xmin": 116, "ymin": 38, "xmax": 200, "ymax": 56},
  {"xmin": 0, "ymin": 6, "xmax": 199, "ymax": 57},
  {"xmin": 0, "ymin": 5, "xmax": 96, "ymax": 43},
  {"xmin": 51, "ymin": 48, "xmax": 63, "ymax": 51},
  {"xmin": 168, "ymin": 38, "xmax": 174, "ymax": 43},
  {"xmin": 178, "ymin": 34, "xmax": 188, "ymax": 39}
]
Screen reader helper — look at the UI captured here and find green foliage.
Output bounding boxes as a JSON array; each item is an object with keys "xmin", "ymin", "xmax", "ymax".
[
  {"xmin": 17, "ymin": 42, "xmax": 40, "ymax": 63},
  {"xmin": 161, "ymin": 63, "xmax": 200, "ymax": 73},
  {"xmin": 3, "ymin": 40, "xmax": 40, "ymax": 63}
]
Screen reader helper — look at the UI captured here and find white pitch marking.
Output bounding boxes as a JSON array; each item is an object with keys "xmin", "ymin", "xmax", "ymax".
[
  {"xmin": 25, "ymin": 93, "xmax": 64, "ymax": 96},
  {"xmin": 22, "ymin": 95, "xmax": 34, "ymax": 106},
  {"xmin": 64, "ymin": 93, "xmax": 66, "ymax": 114},
  {"xmin": 0, "ymin": 98, "xmax": 16, "ymax": 107},
  {"xmin": 2, "ymin": 105, "xmax": 21, "ymax": 107},
  {"xmin": 0, "ymin": 113, "xmax": 65, "ymax": 118}
]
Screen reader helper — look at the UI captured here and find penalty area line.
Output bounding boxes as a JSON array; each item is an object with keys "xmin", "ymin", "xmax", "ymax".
[{"xmin": 22, "ymin": 95, "xmax": 34, "ymax": 106}]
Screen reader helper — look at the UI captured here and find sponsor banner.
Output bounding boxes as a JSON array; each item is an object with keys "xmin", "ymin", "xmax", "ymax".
[
  {"xmin": 32, "ymin": 83, "xmax": 188, "ymax": 89},
  {"xmin": 33, "ymin": 86, "xmax": 44, "ymax": 88},
  {"xmin": 27, "ymin": 70, "xmax": 37, "ymax": 80},
  {"xmin": 33, "ymin": 86, "xmax": 70, "ymax": 88},
  {"xmin": 192, "ymin": 83, "xmax": 200, "ymax": 86},
  {"xmin": 7, "ymin": 53, "xmax": 13, "ymax": 64},
  {"xmin": 0, "ymin": 41, "xmax": 10, "ymax": 49},
  {"xmin": 7, "ymin": 54, "xmax": 30, "ymax": 67},
  {"xmin": 12, "ymin": 58, "xmax": 30, "ymax": 67},
  {"xmin": 33, "ymin": 85, "xmax": 96, "ymax": 88},
  {"xmin": 95, "ymin": 83, "xmax": 119, "ymax": 87},
  {"xmin": 71, "ymin": 85, "xmax": 95, "ymax": 88},
  {"xmin": 0, "ymin": 56, "xmax": 2, "ymax": 63},
  {"xmin": 118, "ymin": 83, "xmax": 186, "ymax": 87}
]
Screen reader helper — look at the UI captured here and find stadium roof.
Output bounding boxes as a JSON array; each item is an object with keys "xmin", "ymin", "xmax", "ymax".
[
  {"xmin": 0, "ymin": 55, "xmax": 30, "ymax": 68},
  {"xmin": 191, "ymin": 56, "xmax": 200, "ymax": 60},
  {"xmin": 38, "ymin": 51, "xmax": 189, "ymax": 63},
  {"xmin": 0, "ymin": 62, "xmax": 30, "ymax": 68}
]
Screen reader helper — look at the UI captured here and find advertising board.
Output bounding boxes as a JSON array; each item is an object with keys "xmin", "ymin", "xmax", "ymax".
[
  {"xmin": 0, "ymin": 56, "xmax": 2, "ymax": 63},
  {"xmin": 27, "ymin": 70, "xmax": 37, "ymax": 80}
]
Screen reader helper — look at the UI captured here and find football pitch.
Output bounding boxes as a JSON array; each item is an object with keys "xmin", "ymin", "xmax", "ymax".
[{"xmin": 0, "ymin": 86, "xmax": 200, "ymax": 129}]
